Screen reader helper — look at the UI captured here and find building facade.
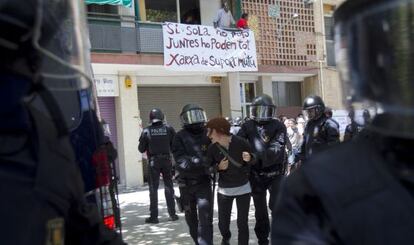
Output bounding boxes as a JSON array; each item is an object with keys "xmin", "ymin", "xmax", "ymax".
[{"xmin": 88, "ymin": 0, "xmax": 345, "ymax": 187}]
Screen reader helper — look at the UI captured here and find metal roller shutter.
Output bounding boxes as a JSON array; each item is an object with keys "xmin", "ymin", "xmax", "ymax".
[
  {"xmin": 137, "ymin": 86, "xmax": 222, "ymax": 130},
  {"xmin": 97, "ymin": 97, "xmax": 118, "ymax": 149},
  {"xmin": 97, "ymin": 97, "xmax": 120, "ymax": 179}
]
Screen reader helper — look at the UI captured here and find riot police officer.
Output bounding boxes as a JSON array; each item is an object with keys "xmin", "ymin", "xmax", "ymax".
[
  {"xmin": 344, "ymin": 109, "xmax": 371, "ymax": 141},
  {"xmin": 0, "ymin": 0, "xmax": 124, "ymax": 244},
  {"xmin": 139, "ymin": 108, "xmax": 178, "ymax": 223},
  {"xmin": 225, "ymin": 116, "xmax": 233, "ymax": 125},
  {"xmin": 324, "ymin": 106, "xmax": 340, "ymax": 130},
  {"xmin": 172, "ymin": 104, "xmax": 213, "ymax": 245},
  {"xmin": 237, "ymin": 94, "xmax": 287, "ymax": 245},
  {"xmin": 272, "ymin": 0, "xmax": 414, "ymax": 243},
  {"xmin": 299, "ymin": 95, "xmax": 340, "ymax": 161},
  {"xmin": 230, "ymin": 116, "xmax": 242, "ymax": 135}
]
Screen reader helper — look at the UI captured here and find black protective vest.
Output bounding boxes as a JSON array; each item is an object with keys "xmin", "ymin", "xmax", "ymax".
[
  {"xmin": 303, "ymin": 116, "xmax": 339, "ymax": 159},
  {"xmin": 173, "ymin": 128, "xmax": 211, "ymax": 180},
  {"xmin": 0, "ymin": 106, "xmax": 123, "ymax": 245},
  {"xmin": 0, "ymin": 106, "xmax": 80, "ymax": 244},
  {"xmin": 304, "ymin": 139, "xmax": 414, "ymax": 244},
  {"xmin": 238, "ymin": 119, "xmax": 287, "ymax": 172},
  {"xmin": 145, "ymin": 124, "xmax": 173, "ymax": 156}
]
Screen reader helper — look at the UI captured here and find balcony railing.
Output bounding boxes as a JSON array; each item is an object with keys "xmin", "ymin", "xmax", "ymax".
[{"xmin": 88, "ymin": 14, "xmax": 164, "ymax": 54}]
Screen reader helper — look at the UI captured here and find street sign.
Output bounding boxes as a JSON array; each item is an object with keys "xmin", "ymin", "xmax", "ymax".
[
  {"xmin": 268, "ymin": 3, "xmax": 280, "ymax": 18},
  {"xmin": 94, "ymin": 75, "xmax": 120, "ymax": 97}
]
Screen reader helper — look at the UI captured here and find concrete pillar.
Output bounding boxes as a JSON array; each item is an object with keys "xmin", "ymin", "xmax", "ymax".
[
  {"xmin": 221, "ymin": 72, "xmax": 242, "ymax": 118},
  {"xmin": 138, "ymin": 0, "xmax": 146, "ymax": 21},
  {"xmin": 115, "ymin": 73, "xmax": 143, "ymax": 188},
  {"xmin": 322, "ymin": 68, "xmax": 345, "ymax": 109},
  {"xmin": 256, "ymin": 76, "xmax": 273, "ymax": 98},
  {"xmin": 313, "ymin": 0, "xmax": 326, "ymax": 63},
  {"xmin": 303, "ymin": 75, "xmax": 320, "ymax": 100},
  {"xmin": 120, "ymin": 0, "xmax": 136, "ymax": 28}
]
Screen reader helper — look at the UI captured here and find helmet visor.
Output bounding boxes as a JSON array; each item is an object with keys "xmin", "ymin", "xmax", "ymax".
[
  {"xmin": 250, "ymin": 105, "xmax": 276, "ymax": 121},
  {"xmin": 181, "ymin": 109, "xmax": 207, "ymax": 125},
  {"xmin": 335, "ymin": 0, "xmax": 414, "ymax": 112},
  {"xmin": 303, "ymin": 108, "xmax": 319, "ymax": 121},
  {"xmin": 35, "ymin": 0, "xmax": 92, "ymax": 91}
]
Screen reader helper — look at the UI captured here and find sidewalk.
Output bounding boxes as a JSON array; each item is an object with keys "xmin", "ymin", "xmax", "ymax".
[{"xmin": 119, "ymin": 183, "xmax": 261, "ymax": 244}]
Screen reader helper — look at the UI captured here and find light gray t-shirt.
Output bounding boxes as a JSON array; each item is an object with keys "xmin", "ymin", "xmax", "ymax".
[
  {"xmin": 214, "ymin": 8, "xmax": 235, "ymax": 28},
  {"xmin": 218, "ymin": 181, "xmax": 252, "ymax": 196}
]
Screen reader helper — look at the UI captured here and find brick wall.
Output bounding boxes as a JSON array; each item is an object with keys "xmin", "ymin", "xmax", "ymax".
[{"xmin": 243, "ymin": 0, "xmax": 317, "ymax": 67}]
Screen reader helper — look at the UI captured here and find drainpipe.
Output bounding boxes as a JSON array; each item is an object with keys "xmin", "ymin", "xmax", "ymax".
[
  {"xmin": 176, "ymin": 0, "xmax": 181, "ymax": 23},
  {"xmin": 320, "ymin": 0, "xmax": 327, "ymax": 63},
  {"xmin": 319, "ymin": 60, "xmax": 325, "ymax": 99},
  {"xmin": 319, "ymin": 0, "xmax": 326, "ymax": 100}
]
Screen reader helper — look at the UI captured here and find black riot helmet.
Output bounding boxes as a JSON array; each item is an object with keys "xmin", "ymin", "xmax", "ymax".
[
  {"xmin": 362, "ymin": 109, "xmax": 371, "ymax": 124},
  {"xmin": 233, "ymin": 116, "xmax": 242, "ymax": 126},
  {"xmin": 0, "ymin": 0, "xmax": 93, "ymax": 136},
  {"xmin": 335, "ymin": 0, "xmax": 414, "ymax": 138},
  {"xmin": 225, "ymin": 117, "xmax": 232, "ymax": 124},
  {"xmin": 0, "ymin": 0, "xmax": 91, "ymax": 87},
  {"xmin": 149, "ymin": 108, "xmax": 164, "ymax": 124},
  {"xmin": 303, "ymin": 95, "xmax": 325, "ymax": 121},
  {"xmin": 250, "ymin": 94, "xmax": 276, "ymax": 122},
  {"xmin": 180, "ymin": 104, "xmax": 207, "ymax": 126}
]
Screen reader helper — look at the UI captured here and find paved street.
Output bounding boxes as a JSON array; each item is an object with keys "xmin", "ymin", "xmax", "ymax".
[{"xmin": 119, "ymin": 183, "xmax": 263, "ymax": 245}]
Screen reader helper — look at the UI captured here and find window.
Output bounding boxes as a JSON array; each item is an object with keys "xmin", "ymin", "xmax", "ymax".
[
  {"xmin": 272, "ymin": 82, "xmax": 302, "ymax": 107},
  {"xmin": 144, "ymin": 0, "xmax": 200, "ymax": 24},
  {"xmin": 180, "ymin": 0, "xmax": 201, "ymax": 24},
  {"xmin": 324, "ymin": 16, "xmax": 334, "ymax": 41},
  {"xmin": 240, "ymin": 82, "xmax": 256, "ymax": 118},
  {"xmin": 87, "ymin": 4, "xmax": 119, "ymax": 15},
  {"xmin": 145, "ymin": 0, "xmax": 177, "ymax": 22},
  {"xmin": 324, "ymin": 16, "xmax": 336, "ymax": 66}
]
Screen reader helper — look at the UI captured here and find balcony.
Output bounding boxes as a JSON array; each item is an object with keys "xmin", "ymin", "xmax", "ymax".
[{"xmin": 88, "ymin": 14, "xmax": 164, "ymax": 54}]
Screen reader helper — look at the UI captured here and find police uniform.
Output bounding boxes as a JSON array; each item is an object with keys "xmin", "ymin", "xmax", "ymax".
[
  {"xmin": 272, "ymin": 0, "xmax": 414, "ymax": 243},
  {"xmin": 138, "ymin": 122, "xmax": 177, "ymax": 221},
  {"xmin": 343, "ymin": 121, "xmax": 364, "ymax": 141},
  {"xmin": 300, "ymin": 114, "xmax": 340, "ymax": 160},
  {"xmin": 173, "ymin": 126, "xmax": 213, "ymax": 245},
  {"xmin": 238, "ymin": 118, "xmax": 287, "ymax": 245},
  {"xmin": 0, "ymin": 104, "xmax": 125, "ymax": 245},
  {"xmin": 272, "ymin": 128, "xmax": 414, "ymax": 244}
]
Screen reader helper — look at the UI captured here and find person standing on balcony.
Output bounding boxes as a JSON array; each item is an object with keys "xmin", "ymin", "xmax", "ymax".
[
  {"xmin": 213, "ymin": 2, "xmax": 235, "ymax": 29},
  {"xmin": 236, "ymin": 13, "xmax": 249, "ymax": 29}
]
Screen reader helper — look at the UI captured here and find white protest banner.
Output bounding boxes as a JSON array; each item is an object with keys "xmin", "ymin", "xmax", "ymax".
[{"xmin": 163, "ymin": 22, "xmax": 258, "ymax": 72}]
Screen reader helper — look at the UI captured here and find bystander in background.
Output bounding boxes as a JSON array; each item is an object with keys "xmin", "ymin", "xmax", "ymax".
[{"xmin": 236, "ymin": 13, "xmax": 249, "ymax": 29}]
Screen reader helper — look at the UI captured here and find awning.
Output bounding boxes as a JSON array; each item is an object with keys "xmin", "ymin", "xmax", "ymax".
[{"xmin": 85, "ymin": 0, "xmax": 132, "ymax": 8}]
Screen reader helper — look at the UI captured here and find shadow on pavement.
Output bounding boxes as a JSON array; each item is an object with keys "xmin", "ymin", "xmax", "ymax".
[{"xmin": 119, "ymin": 184, "xmax": 261, "ymax": 245}]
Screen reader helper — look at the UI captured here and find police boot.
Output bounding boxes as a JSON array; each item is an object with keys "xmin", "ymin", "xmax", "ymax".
[
  {"xmin": 169, "ymin": 214, "xmax": 179, "ymax": 221},
  {"xmin": 221, "ymin": 239, "xmax": 230, "ymax": 245},
  {"xmin": 145, "ymin": 217, "xmax": 159, "ymax": 224}
]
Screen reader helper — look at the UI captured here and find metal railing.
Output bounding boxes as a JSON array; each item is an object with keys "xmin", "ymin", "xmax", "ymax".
[{"xmin": 87, "ymin": 14, "xmax": 164, "ymax": 53}]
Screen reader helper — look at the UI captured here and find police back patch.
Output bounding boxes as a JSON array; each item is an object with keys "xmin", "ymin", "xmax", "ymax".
[
  {"xmin": 150, "ymin": 127, "xmax": 168, "ymax": 136},
  {"xmin": 46, "ymin": 218, "xmax": 64, "ymax": 245}
]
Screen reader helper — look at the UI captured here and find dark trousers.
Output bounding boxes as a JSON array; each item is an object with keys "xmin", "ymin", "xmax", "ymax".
[
  {"xmin": 148, "ymin": 157, "xmax": 176, "ymax": 218},
  {"xmin": 218, "ymin": 193, "xmax": 251, "ymax": 245},
  {"xmin": 179, "ymin": 182, "xmax": 213, "ymax": 245},
  {"xmin": 251, "ymin": 174, "xmax": 285, "ymax": 245}
]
